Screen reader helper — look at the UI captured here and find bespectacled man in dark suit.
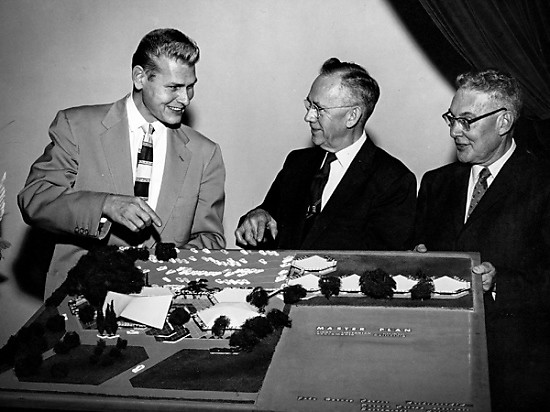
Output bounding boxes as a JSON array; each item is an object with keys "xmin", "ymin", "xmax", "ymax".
[
  {"xmin": 235, "ymin": 58, "xmax": 417, "ymax": 251},
  {"xmin": 413, "ymin": 69, "xmax": 550, "ymax": 411}
]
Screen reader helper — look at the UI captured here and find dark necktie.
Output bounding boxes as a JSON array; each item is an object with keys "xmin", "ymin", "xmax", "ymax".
[
  {"xmin": 303, "ymin": 152, "xmax": 337, "ymax": 238},
  {"xmin": 134, "ymin": 124, "xmax": 154, "ymax": 200},
  {"xmin": 467, "ymin": 167, "xmax": 491, "ymax": 218}
]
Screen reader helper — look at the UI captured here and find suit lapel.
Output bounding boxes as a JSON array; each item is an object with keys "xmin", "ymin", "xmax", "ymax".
[
  {"xmin": 100, "ymin": 97, "xmax": 134, "ymax": 195},
  {"xmin": 155, "ymin": 127, "xmax": 191, "ymax": 237},
  {"xmin": 302, "ymin": 138, "xmax": 376, "ymax": 246},
  {"xmin": 449, "ymin": 165, "xmax": 471, "ymax": 234},
  {"xmin": 464, "ymin": 150, "xmax": 521, "ymax": 226}
]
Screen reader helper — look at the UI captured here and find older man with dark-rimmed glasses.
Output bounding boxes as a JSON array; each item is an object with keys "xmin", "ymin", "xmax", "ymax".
[{"xmin": 413, "ymin": 68, "xmax": 550, "ymax": 411}]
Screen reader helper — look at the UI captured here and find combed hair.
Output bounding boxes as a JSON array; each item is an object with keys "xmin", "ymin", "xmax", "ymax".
[
  {"xmin": 320, "ymin": 57, "xmax": 380, "ymax": 122},
  {"xmin": 456, "ymin": 69, "xmax": 523, "ymax": 119},
  {"xmin": 132, "ymin": 28, "xmax": 200, "ymax": 78}
]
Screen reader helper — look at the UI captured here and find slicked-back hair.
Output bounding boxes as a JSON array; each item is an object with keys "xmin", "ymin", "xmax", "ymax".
[
  {"xmin": 320, "ymin": 57, "xmax": 380, "ymax": 124},
  {"xmin": 132, "ymin": 28, "xmax": 200, "ymax": 78},
  {"xmin": 456, "ymin": 69, "xmax": 523, "ymax": 120}
]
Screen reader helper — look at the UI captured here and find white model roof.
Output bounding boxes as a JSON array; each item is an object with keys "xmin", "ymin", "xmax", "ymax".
[{"xmin": 197, "ymin": 302, "xmax": 260, "ymax": 329}]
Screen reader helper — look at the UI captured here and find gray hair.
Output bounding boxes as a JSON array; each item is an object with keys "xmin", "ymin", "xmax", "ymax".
[
  {"xmin": 456, "ymin": 69, "xmax": 523, "ymax": 120},
  {"xmin": 320, "ymin": 57, "xmax": 380, "ymax": 124}
]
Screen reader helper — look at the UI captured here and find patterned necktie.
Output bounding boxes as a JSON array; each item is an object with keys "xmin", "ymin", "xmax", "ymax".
[
  {"xmin": 134, "ymin": 124, "xmax": 154, "ymax": 200},
  {"xmin": 306, "ymin": 152, "xmax": 338, "ymax": 219},
  {"xmin": 467, "ymin": 167, "xmax": 491, "ymax": 218}
]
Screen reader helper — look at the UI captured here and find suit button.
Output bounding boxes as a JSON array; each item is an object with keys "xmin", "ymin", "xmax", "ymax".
[
  {"xmin": 74, "ymin": 227, "xmax": 79, "ymax": 234},
  {"xmin": 84, "ymin": 228, "xmax": 89, "ymax": 235}
]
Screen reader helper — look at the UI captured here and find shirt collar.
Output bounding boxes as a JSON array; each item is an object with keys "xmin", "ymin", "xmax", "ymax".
[
  {"xmin": 333, "ymin": 132, "xmax": 367, "ymax": 168},
  {"xmin": 471, "ymin": 138, "xmax": 516, "ymax": 180},
  {"xmin": 127, "ymin": 94, "xmax": 164, "ymax": 135}
]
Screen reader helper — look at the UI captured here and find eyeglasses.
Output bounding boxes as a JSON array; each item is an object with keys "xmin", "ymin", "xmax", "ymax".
[
  {"xmin": 442, "ymin": 107, "xmax": 507, "ymax": 131},
  {"xmin": 304, "ymin": 99, "xmax": 357, "ymax": 119}
]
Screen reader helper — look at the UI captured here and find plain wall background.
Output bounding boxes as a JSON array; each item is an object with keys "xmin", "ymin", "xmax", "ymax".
[{"xmin": 0, "ymin": 0, "xmax": 457, "ymax": 346}]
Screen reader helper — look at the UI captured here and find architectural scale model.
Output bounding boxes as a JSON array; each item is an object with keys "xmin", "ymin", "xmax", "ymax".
[{"xmin": 0, "ymin": 247, "xmax": 489, "ymax": 412}]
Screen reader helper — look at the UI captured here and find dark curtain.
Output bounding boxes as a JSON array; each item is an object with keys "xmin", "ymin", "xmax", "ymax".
[{"xmin": 418, "ymin": 0, "xmax": 550, "ymax": 156}]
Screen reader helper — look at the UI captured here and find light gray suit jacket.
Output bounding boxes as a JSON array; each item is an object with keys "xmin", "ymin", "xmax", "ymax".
[{"xmin": 18, "ymin": 96, "xmax": 225, "ymax": 299}]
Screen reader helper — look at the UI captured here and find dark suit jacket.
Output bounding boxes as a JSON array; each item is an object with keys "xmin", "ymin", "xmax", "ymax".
[
  {"xmin": 414, "ymin": 148, "xmax": 550, "ymax": 311},
  {"xmin": 18, "ymin": 95, "xmax": 226, "ymax": 298},
  {"xmin": 246, "ymin": 137, "xmax": 417, "ymax": 250}
]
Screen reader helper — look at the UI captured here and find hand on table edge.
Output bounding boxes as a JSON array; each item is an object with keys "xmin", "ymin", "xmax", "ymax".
[{"xmin": 235, "ymin": 208, "xmax": 278, "ymax": 247}]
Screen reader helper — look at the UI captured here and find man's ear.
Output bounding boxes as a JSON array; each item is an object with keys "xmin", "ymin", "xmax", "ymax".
[
  {"xmin": 497, "ymin": 110, "xmax": 515, "ymax": 135},
  {"xmin": 346, "ymin": 106, "xmax": 362, "ymax": 129},
  {"xmin": 132, "ymin": 65, "xmax": 147, "ymax": 91}
]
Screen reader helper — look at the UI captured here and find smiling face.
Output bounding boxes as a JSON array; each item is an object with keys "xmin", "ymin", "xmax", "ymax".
[
  {"xmin": 304, "ymin": 74, "xmax": 358, "ymax": 152},
  {"xmin": 132, "ymin": 55, "xmax": 197, "ymax": 126},
  {"xmin": 449, "ymin": 88, "xmax": 511, "ymax": 166}
]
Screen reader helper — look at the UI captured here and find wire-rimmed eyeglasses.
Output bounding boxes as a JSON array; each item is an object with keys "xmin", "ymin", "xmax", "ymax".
[
  {"xmin": 304, "ymin": 99, "xmax": 357, "ymax": 119},
  {"xmin": 442, "ymin": 107, "xmax": 507, "ymax": 131}
]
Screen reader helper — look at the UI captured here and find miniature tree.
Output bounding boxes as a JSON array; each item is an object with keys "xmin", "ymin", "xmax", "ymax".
[
  {"xmin": 410, "ymin": 270, "xmax": 434, "ymax": 300},
  {"xmin": 155, "ymin": 242, "xmax": 177, "ymax": 261},
  {"xmin": 104, "ymin": 301, "xmax": 118, "ymax": 336},
  {"xmin": 241, "ymin": 316, "xmax": 273, "ymax": 339},
  {"xmin": 246, "ymin": 287, "xmax": 269, "ymax": 312},
  {"xmin": 64, "ymin": 245, "xmax": 145, "ymax": 307},
  {"xmin": 359, "ymin": 268, "xmax": 396, "ymax": 299},
  {"xmin": 282, "ymin": 284, "xmax": 307, "ymax": 304},
  {"xmin": 168, "ymin": 308, "xmax": 191, "ymax": 326},
  {"xmin": 78, "ymin": 304, "xmax": 96, "ymax": 325},
  {"xmin": 1, "ymin": 325, "xmax": 48, "ymax": 370},
  {"xmin": 266, "ymin": 309, "xmax": 292, "ymax": 329},
  {"xmin": 319, "ymin": 276, "xmax": 341, "ymax": 299},
  {"xmin": 122, "ymin": 247, "xmax": 149, "ymax": 262},
  {"xmin": 96, "ymin": 307, "xmax": 105, "ymax": 335},
  {"xmin": 229, "ymin": 328, "xmax": 260, "ymax": 352},
  {"xmin": 212, "ymin": 316, "xmax": 230, "ymax": 338},
  {"xmin": 54, "ymin": 331, "xmax": 81, "ymax": 354}
]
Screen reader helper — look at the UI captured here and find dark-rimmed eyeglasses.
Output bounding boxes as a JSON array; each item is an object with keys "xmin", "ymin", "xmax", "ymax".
[
  {"xmin": 304, "ymin": 99, "xmax": 357, "ymax": 119},
  {"xmin": 442, "ymin": 107, "xmax": 507, "ymax": 131}
]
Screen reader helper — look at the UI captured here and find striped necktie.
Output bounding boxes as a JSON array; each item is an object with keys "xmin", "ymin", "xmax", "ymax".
[
  {"xmin": 134, "ymin": 124, "xmax": 154, "ymax": 200},
  {"xmin": 467, "ymin": 167, "xmax": 491, "ymax": 218}
]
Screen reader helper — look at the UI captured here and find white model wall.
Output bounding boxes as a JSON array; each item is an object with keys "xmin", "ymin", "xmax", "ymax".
[{"xmin": 0, "ymin": 0, "xmax": 456, "ymax": 345}]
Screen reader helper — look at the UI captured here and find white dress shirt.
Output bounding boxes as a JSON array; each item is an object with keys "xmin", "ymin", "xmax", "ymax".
[
  {"xmin": 126, "ymin": 95, "xmax": 167, "ymax": 211},
  {"xmin": 321, "ymin": 132, "xmax": 367, "ymax": 210},
  {"xmin": 464, "ymin": 139, "xmax": 516, "ymax": 222}
]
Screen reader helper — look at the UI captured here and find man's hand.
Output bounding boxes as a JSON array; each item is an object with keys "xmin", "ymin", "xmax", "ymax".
[
  {"xmin": 102, "ymin": 194, "xmax": 162, "ymax": 232},
  {"xmin": 415, "ymin": 244, "xmax": 496, "ymax": 292},
  {"xmin": 472, "ymin": 261, "xmax": 496, "ymax": 292},
  {"xmin": 235, "ymin": 208, "xmax": 278, "ymax": 247}
]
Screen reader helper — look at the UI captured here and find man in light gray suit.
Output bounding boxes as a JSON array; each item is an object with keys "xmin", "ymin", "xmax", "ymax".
[{"xmin": 18, "ymin": 28, "xmax": 226, "ymax": 299}]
